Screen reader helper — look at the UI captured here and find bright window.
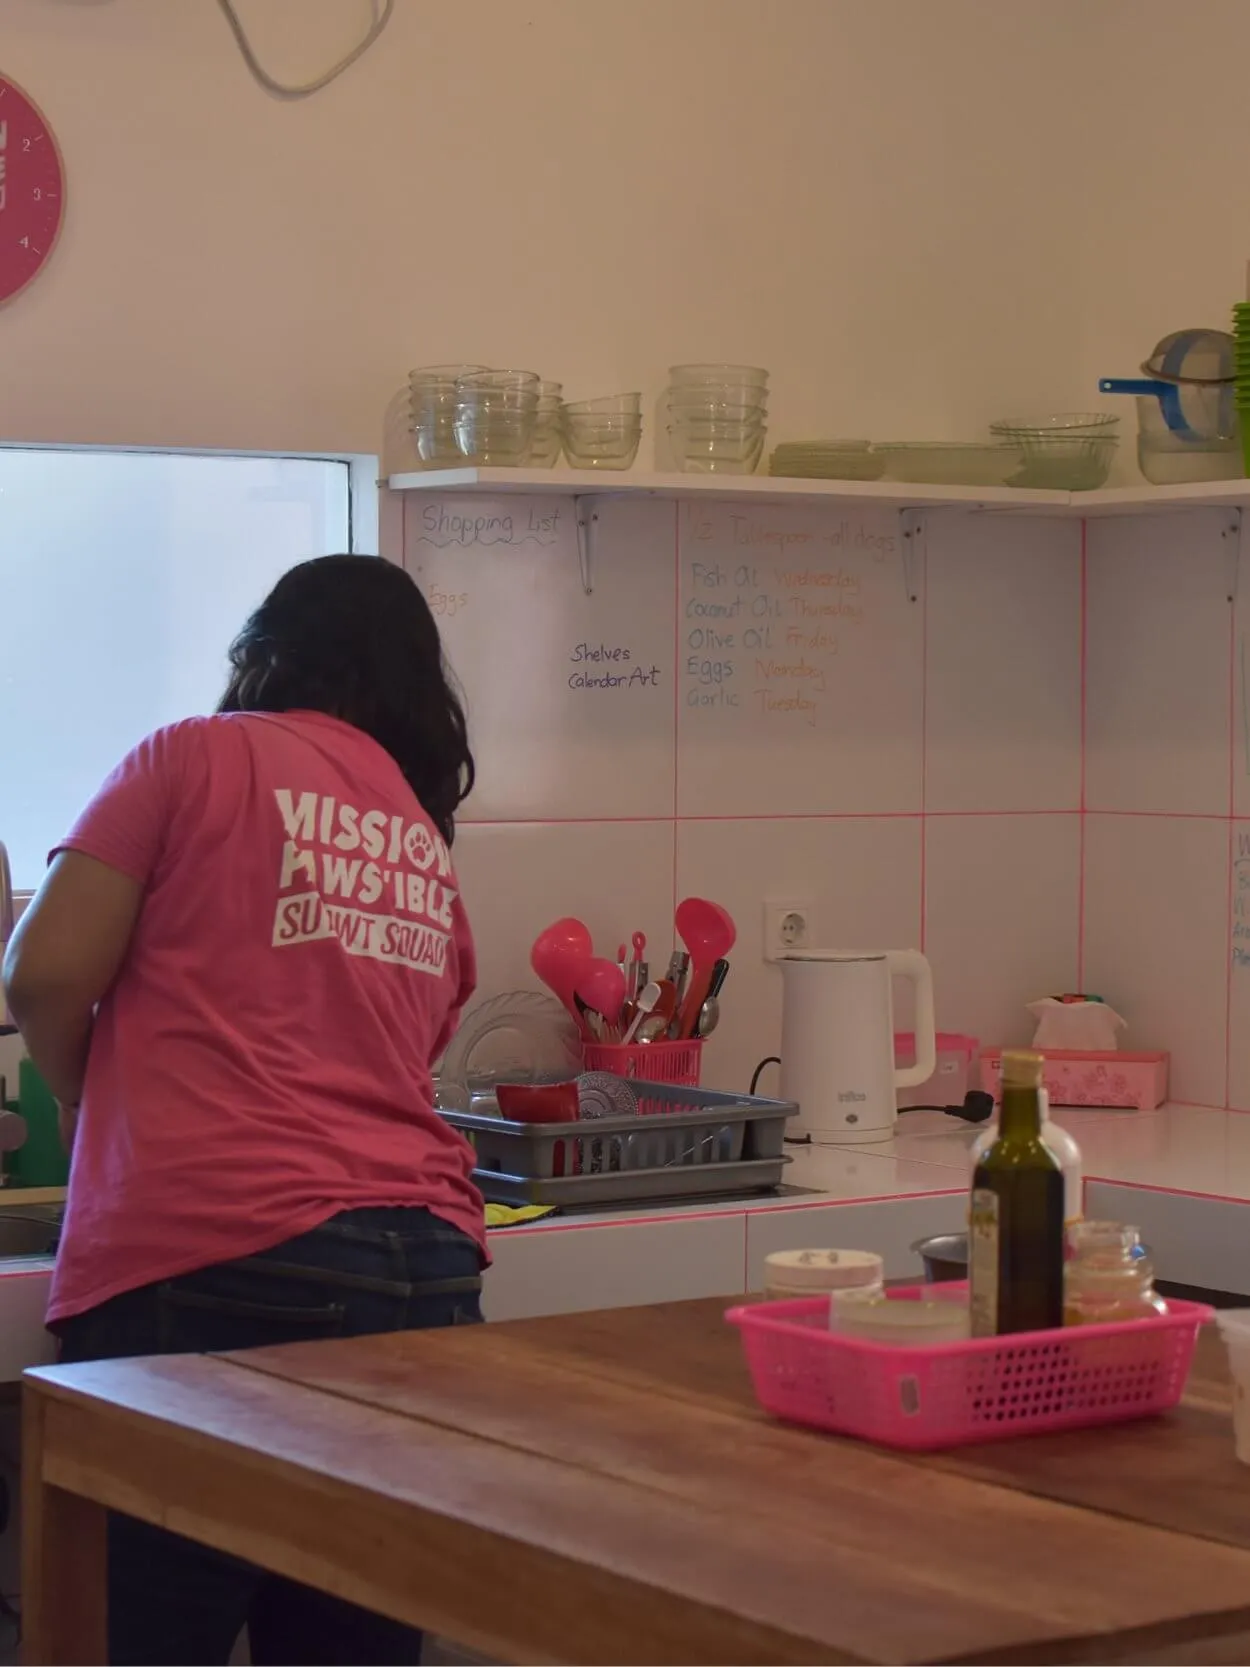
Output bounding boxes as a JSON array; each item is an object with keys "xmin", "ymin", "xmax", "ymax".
[{"xmin": 1, "ymin": 449, "xmax": 353, "ymax": 890}]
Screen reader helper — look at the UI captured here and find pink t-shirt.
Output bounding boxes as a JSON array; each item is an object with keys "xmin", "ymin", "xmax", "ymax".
[{"xmin": 46, "ymin": 710, "xmax": 483, "ymax": 1324}]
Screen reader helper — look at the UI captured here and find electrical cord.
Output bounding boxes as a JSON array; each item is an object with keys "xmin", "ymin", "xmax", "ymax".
[
  {"xmin": 750, "ymin": 1053, "xmax": 993, "ymax": 1141},
  {"xmin": 216, "ymin": 0, "xmax": 395, "ymax": 99},
  {"xmin": 749, "ymin": 1056, "xmax": 780, "ymax": 1096}
]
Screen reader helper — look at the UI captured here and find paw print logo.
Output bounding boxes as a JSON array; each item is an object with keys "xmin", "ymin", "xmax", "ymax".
[{"xmin": 403, "ymin": 823, "xmax": 436, "ymax": 870}]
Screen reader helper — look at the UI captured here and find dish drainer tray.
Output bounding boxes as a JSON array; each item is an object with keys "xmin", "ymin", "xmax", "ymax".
[
  {"xmin": 442, "ymin": 1081, "xmax": 798, "ymax": 1187},
  {"xmin": 474, "ymin": 1154, "xmax": 791, "ymax": 1208}
]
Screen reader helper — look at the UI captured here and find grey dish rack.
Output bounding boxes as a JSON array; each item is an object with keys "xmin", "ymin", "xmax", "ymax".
[{"xmin": 442, "ymin": 1082, "xmax": 798, "ymax": 1208}]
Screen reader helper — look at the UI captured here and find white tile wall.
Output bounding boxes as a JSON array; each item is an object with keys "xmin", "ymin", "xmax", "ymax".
[
  {"xmin": 1085, "ymin": 510, "xmax": 1233, "ymax": 817},
  {"xmin": 1082, "ymin": 811, "xmax": 1229, "ymax": 1106},
  {"xmin": 924, "ymin": 515, "xmax": 1081, "ymax": 814},
  {"xmin": 675, "ymin": 816, "xmax": 922, "ymax": 1092},
  {"xmin": 398, "ymin": 496, "xmax": 1250, "ymax": 1109},
  {"xmin": 924, "ymin": 813, "xmax": 1081, "ymax": 1048},
  {"xmin": 403, "ymin": 495, "xmax": 1089, "ymax": 1094}
]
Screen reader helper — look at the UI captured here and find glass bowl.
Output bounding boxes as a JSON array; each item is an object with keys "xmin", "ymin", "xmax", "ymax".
[
  {"xmin": 563, "ymin": 429, "xmax": 642, "ymax": 470},
  {"xmin": 526, "ymin": 420, "xmax": 562, "ymax": 468},
  {"xmin": 409, "ymin": 363, "xmax": 488, "ymax": 386},
  {"xmin": 667, "ymin": 392, "xmax": 768, "ymax": 416},
  {"xmin": 669, "ymin": 363, "xmax": 769, "ymax": 386},
  {"xmin": 668, "ymin": 426, "xmax": 766, "ymax": 474},
  {"xmin": 1005, "ymin": 435, "xmax": 1117, "ymax": 491},
  {"xmin": 562, "ymin": 393, "xmax": 642, "ymax": 416},
  {"xmin": 990, "ymin": 412, "xmax": 1119, "ymax": 437},
  {"xmin": 453, "ymin": 408, "xmax": 535, "ymax": 465}
]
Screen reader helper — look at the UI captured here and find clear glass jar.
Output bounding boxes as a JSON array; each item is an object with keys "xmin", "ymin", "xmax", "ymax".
[{"xmin": 1064, "ymin": 1221, "xmax": 1167, "ymax": 1326}]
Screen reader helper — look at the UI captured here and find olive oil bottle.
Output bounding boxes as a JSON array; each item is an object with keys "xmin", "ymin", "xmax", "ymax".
[{"xmin": 969, "ymin": 1050, "xmax": 1064, "ymax": 1336}]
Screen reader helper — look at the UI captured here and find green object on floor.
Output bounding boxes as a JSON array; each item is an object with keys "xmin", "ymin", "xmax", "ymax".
[{"xmin": 1, "ymin": 1060, "xmax": 70, "ymax": 1189}]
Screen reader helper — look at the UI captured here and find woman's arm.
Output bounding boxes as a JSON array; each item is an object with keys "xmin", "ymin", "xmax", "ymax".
[{"xmin": 2, "ymin": 851, "xmax": 144, "ymax": 1117}]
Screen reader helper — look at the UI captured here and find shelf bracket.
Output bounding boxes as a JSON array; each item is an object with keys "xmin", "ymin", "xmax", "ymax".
[
  {"xmin": 574, "ymin": 497, "xmax": 598, "ymax": 595},
  {"xmin": 899, "ymin": 508, "xmax": 925, "ymax": 603},
  {"xmin": 1224, "ymin": 510, "xmax": 1244, "ymax": 605}
]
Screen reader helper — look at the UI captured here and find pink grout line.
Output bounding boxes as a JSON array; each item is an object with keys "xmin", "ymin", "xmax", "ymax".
[
  {"xmin": 919, "ymin": 521, "xmax": 929, "ymax": 953},
  {"xmin": 457, "ymin": 810, "xmax": 1084, "ymax": 828},
  {"xmin": 1077, "ymin": 519, "xmax": 1087, "ymax": 989}
]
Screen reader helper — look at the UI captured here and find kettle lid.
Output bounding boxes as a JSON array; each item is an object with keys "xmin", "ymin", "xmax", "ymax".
[{"xmin": 780, "ymin": 949, "xmax": 886, "ymax": 963}]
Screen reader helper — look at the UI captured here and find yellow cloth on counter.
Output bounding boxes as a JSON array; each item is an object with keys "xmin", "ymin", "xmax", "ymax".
[{"xmin": 484, "ymin": 1202, "xmax": 557, "ymax": 1228}]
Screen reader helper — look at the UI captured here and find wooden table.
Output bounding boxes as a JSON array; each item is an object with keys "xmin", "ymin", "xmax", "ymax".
[{"xmin": 21, "ymin": 1300, "xmax": 1250, "ymax": 1665}]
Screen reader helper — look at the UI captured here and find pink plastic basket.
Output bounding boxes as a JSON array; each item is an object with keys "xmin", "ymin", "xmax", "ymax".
[
  {"xmin": 727, "ymin": 1286, "xmax": 1212, "ymax": 1451},
  {"xmin": 581, "ymin": 1039, "xmax": 702, "ymax": 1088}
]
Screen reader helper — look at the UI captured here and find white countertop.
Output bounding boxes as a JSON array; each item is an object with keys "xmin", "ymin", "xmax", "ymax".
[
  {"xmin": 861, "ymin": 1102, "xmax": 1250, "ymax": 1202},
  {"xmin": 3, "ymin": 1103, "xmax": 1248, "ymax": 1231},
  {"xmin": 507, "ymin": 1102, "xmax": 1250, "ymax": 1232}
]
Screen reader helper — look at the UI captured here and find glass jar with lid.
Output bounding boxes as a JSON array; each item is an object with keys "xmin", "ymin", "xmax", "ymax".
[{"xmin": 1064, "ymin": 1221, "xmax": 1167, "ymax": 1326}]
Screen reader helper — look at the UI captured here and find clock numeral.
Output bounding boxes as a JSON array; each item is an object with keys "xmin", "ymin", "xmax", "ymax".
[
  {"xmin": 32, "ymin": 188, "xmax": 40, "ymax": 201},
  {"xmin": 18, "ymin": 236, "xmax": 28, "ymax": 249},
  {"xmin": 20, "ymin": 137, "xmax": 30, "ymax": 152}
]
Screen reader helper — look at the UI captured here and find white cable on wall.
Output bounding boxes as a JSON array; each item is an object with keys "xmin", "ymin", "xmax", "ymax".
[{"xmin": 215, "ymin": 0, "xmax": 395, "ymax": 99}]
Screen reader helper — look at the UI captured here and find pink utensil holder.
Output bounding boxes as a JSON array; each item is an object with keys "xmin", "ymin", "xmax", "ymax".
[{"xmin": 581, "ymin": 1039, "xmax": 702, "ymax": 1089}]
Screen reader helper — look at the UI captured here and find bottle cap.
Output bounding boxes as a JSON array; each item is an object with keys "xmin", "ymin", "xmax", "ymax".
[{"xmin": 1001, "ymin": 1049, "xmax": 1044, "ymax": 1089}]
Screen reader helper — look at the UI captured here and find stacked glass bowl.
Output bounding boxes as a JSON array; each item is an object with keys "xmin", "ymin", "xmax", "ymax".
[
  {"xmin": 408, "ymin": 364, "xmax": 489, "ymax": 467},
  {"xmin": 666, "ymin": 364, "xmax": 769, "ymax": 474},
  {"xmin": 529, "ymin": 381, "xmax": 563, "ymax": 468},
  {"xmin": 453, "ymin": 370, "xmax": 542, "ymax": 466},
  {"xmin": 988, "ymin": 412, "xmax": 1119, "ymax": 491},
  {"xmin": 560, "ymin": 393, "xmax": 642, "ymax": 470}
]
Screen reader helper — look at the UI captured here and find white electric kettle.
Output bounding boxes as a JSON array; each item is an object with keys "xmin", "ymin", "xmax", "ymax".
[{"xmin": 779, "ymin": 949, "xmax": 936, "ymax": 1143}]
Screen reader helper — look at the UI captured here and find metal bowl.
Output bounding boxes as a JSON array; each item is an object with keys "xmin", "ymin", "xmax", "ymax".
[{"xmin": 912, "ymin": 1232, "xmax": 968, "ymax": 1282}]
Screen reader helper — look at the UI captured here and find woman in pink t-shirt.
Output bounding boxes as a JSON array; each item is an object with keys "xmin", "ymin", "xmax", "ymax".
[{"xmin": 3, "ymin": 554, "xmax": 485, "ymax": 1666}]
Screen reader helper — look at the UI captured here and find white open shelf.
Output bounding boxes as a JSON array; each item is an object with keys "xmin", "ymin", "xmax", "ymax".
[{"xmin": 387, "ymin": 467, "xmax": 1250, "ymax": 517}]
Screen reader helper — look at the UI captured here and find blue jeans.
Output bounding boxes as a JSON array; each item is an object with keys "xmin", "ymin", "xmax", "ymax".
[{"xmin": 54, "ymin": 1206, "xmax": 484, "ymax": 1666}]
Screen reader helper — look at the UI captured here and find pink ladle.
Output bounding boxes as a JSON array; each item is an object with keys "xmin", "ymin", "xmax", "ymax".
[
  {"xmin": 674, "ymin": 897, "xmax": 737, "ymax": 1039},
  {"xmin": 530, "ymin": 916, "xmax": 593, "ymax": 1025},
  {"xmin": 574, "ymin": 958, "xmax": 628, "ymax": 1039}
]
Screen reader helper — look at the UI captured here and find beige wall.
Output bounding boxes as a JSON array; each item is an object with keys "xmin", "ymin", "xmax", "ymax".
[
  {"xmin": 0, "ymin": 0, "xmax": 1123, "ymax": 463},
  {"xmin": 1074, "ymin": 0, "xmax": 1250, "ymax": 415}
]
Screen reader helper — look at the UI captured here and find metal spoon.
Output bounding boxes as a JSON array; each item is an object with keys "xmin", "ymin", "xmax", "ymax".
[{"xmin": 695, "ymin": 997, "xmax": 720, "ymax": 1039}]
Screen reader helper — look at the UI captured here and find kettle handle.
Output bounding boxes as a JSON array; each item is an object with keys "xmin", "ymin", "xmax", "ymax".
[{"xmin": 887, "ymin": 949, "xmax": 937, "ymax": 1090}]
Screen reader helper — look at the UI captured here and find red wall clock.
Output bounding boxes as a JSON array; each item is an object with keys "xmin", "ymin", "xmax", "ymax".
[{"xmin": 0, "ymin": 74, "xmax": 65, "ymax": 307}]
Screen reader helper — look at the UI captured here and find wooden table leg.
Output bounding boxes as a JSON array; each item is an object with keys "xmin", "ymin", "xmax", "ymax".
[{"xmin": 21, "ymin": 1387, "xmax": 108, "ymax": 1665}]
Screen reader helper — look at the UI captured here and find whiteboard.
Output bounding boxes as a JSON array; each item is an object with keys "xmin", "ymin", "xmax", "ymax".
[
  {"xmin": 674, "ymin": 499, "xmax": 923, "ymax": 815},
  {"xmin": 403, "ymin": 493, "xmax": 675, "ymax": 821}
]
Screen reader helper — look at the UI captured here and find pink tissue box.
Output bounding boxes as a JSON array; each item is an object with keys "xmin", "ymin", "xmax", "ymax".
[
  {"xmin": 980, "ymin": 1048, "xmax": 1169, "ymax": 1111},
  {"xmin": 894, "ymin": 1032, "xmax": 978, "ymax": 1108}
]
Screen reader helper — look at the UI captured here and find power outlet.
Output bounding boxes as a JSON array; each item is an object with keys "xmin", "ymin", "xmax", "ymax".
[{"xmin": 763, "ymin": 899, "xmax": 813, "ymax": 962}]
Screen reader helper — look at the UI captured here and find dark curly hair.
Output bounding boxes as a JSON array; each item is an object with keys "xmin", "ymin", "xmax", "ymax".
[{"xmin": 217, "ymin": 554, "xmax": 474, "ymax": 843}]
